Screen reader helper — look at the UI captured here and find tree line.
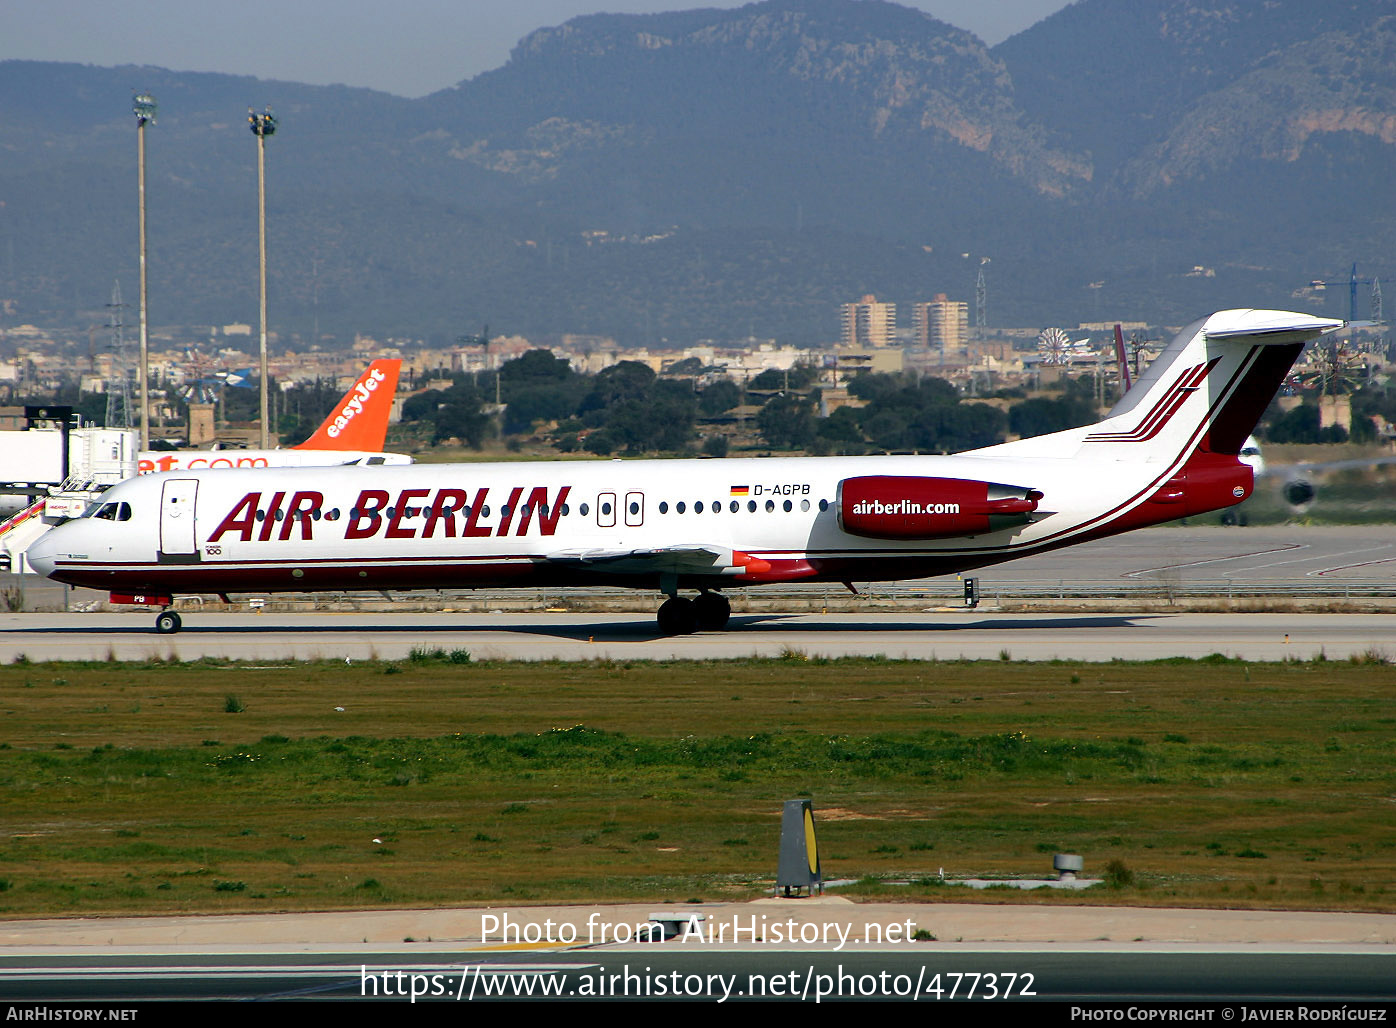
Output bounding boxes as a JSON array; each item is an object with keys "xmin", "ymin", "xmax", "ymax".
[{"xmin": 396, "ymin": 349, "xmax": 1101, "ymax": 456}]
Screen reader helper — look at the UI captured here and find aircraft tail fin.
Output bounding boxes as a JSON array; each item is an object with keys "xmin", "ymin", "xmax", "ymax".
[
  {"xmin": 1112, "ymin": 324, "xmax": 1133, "ymax": 393},
  {"xmin": 295, "ymin": 359, "xmax": 401, "ymax": 452},
  {"xmin": 1085, "ymin": 309, "xmax": 1342, "ymax": 458},
  {"xmin": 982, "ymin": 310, "xmax": 1340, "ymax": 462}
]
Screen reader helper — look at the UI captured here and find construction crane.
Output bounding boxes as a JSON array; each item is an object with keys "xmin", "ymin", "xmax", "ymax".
[
  {"xmin": 456, "ymin": 324, "xmax": 500, "ymax": 405},
  {"xmin": 1307, "ymin": 263, "xmax": 1376, "ymax": 323}
]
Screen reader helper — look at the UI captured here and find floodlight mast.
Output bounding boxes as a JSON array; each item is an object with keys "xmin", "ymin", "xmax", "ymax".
[
  {"xmin": 133, "ymin": 92, "xmax": 156, "ymax": 450},
  {"xmin": 249, "ymin": 107, "xmax": 278, "ymax": 449}
]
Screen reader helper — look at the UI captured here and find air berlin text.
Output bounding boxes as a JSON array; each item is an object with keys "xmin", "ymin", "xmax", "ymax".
[
  {"xmin": 850, "ymin": 499, "xmax": 960, "ymax": 516},
  {"xmin": 207, "ymin": 486, "xmax": 572, "ymax": 543}
]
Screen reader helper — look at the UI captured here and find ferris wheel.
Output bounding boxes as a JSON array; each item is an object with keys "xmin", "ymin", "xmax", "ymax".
[{"xmin": 1037, "ymin": 327, "xmax": 1092, "ymax": 366}]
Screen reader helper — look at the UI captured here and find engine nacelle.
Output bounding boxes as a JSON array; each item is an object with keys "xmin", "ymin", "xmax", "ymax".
[{"xmin": 837, "ymin": 476, "xmax": 1042, "ymax": 540}]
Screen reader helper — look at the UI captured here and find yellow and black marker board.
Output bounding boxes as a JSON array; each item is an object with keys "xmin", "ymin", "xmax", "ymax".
[{"xmin": 777, "ymin": 799, "xmax": 822, "ymax": 896}]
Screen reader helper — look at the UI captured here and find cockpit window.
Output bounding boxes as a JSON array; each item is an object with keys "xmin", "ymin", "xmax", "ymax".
[{"xmin": 91, "ymin": 502, "xmax": 132, "ymax": 522}]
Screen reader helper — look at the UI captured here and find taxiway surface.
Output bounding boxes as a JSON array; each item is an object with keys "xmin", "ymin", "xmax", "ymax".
[{"xmin": 1, "ymin": 610, "xmax": 1394, "ymax": 662}]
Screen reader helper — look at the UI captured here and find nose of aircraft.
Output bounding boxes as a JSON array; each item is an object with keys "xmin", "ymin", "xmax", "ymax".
[{"xmin": 27, "ymin": 530, "xmax": 57, "ymax": 577}]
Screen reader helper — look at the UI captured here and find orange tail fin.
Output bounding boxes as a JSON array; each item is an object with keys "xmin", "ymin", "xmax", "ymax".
[{"xmin": 295, "ymin": 359, "xmax": 401, "ymax": 452}]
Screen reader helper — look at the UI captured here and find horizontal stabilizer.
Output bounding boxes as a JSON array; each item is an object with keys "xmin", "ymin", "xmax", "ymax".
[{"xmin": 1202, "ymin": 309, "xmax": 1343, "ymax": 343}]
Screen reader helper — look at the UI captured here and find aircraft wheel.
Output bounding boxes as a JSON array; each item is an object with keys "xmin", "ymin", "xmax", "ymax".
[
  {"xmin": 155, "ymin": 611, "xmax": 182, "ymax": 635},
  {"xmin": 693, "ymin": 592, "xmax": 731, "ymax": 631},
  {"xmin": 656, "ymin": 596, "xmax": 697, "ymax": 636}
]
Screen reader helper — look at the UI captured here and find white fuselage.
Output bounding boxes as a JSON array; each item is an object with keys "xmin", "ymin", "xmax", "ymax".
[{"xmin": 23, "ymin": 446, "xmax": 1199, "ymax": 596}]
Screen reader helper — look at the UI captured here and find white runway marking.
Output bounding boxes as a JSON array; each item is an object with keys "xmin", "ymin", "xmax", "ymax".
[{"xmin": 1122, "ymin": 544, "xmax": 1303, "ymax": 578}]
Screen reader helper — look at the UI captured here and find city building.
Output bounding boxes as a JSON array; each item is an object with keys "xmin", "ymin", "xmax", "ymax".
[
  {"xmin": 912, "ymin": 294, "xmax": 969, "ymax": 354},
  {"xmin": 840, "ymin": 294, "xmax": 896, "ymax": 349}
]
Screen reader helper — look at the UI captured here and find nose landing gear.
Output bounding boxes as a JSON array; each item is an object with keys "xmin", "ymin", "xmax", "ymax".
[{"xmin": 155, "ymin": 610, "xmax": 182, "ymax": 634}]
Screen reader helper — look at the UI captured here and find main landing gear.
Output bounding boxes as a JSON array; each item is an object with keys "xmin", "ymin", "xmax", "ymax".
[
  {"xmin": 656, "ymin": 591, "xmax": 730, "ymax": 635},
  {"xmin": 155, "ymin": 610, "xmax": 182, "ymax": 634}
]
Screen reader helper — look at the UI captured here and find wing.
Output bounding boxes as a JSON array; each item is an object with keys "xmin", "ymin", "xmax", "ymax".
[{"xmin": 542, "ymin": 544, "xmax": 771, "ymax": 578}]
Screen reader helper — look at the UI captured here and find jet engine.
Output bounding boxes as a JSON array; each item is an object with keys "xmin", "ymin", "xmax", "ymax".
[{"xmin": 837, "ymin": 476, "xmax": 1042, "ymax": 540}]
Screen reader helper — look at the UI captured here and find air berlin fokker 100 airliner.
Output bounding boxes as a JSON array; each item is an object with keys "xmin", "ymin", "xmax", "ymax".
[{"xmin": 29, "ymin": 310, "xmax": 1341, "ymax": 635}]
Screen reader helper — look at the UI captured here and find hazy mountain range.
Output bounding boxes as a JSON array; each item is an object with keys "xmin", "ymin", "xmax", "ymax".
[{"xmin": 0, "ymin": 0, "xmax": 1391, "ymax": 346}]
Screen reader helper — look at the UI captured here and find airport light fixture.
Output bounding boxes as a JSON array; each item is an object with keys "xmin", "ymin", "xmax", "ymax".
[
  {"xmin": 249, "ymin": 107, "xmax": 278, "ymax": 449},
  {"xmin": 133, "ymin": 92, "xmax": 156, "ymax": 450}
]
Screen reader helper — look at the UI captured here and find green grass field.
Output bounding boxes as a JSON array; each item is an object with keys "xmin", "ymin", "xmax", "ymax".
[{"xmin": 1, "ymin": 653, "xmax": 1392, "ymax": 917}]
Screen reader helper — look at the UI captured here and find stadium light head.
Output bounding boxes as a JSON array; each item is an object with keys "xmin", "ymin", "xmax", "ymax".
[
  {"xmin": 248, "ymin": 107, "xmax": 278, "ymax": 138},
  {"xmin": 132, "ymin": 92, "xmax": 157, "ymax": 126}
]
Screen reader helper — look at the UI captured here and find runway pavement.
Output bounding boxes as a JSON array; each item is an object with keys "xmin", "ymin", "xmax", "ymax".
[
  {"xmin": 3, "ymin": 900, "xmax": 1394, "ymax": 1002},
  {"xmin": 0, "ymin": 610, "xmax": 1393, "ymax": 662},
  {"xmin": 974, "ymin": 524, "xmax": 1396, "ymax": 589}
]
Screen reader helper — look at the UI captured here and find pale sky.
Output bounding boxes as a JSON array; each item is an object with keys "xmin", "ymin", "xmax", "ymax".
[{"xmin": 1, "ymin": 0, "xmax": 1072, "ymax": 97}]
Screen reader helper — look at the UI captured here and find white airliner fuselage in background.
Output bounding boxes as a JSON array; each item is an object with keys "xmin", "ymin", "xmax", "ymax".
[{"xmin": 29, "ymin": 310, "xmax": 1343, "ymax": 635}]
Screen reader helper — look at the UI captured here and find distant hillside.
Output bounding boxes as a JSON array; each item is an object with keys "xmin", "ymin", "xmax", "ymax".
[
  {"xmin": 995, "ymin": 0, "xmax": 1393, "ymax": 178},
  {"xmin": 0, "ymin": 0, "xmax": 1391, "ymax": 344}
]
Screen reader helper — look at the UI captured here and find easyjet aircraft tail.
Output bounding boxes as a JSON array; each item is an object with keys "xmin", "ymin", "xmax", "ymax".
[{"xmin": 295, "ymin": 359, "xmax": 400, "ymax": 452}]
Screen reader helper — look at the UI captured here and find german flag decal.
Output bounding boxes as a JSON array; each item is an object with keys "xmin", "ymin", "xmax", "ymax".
[{"xmin": 729, "ymin": 485, "xmax": 750, "ymax": 496}]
